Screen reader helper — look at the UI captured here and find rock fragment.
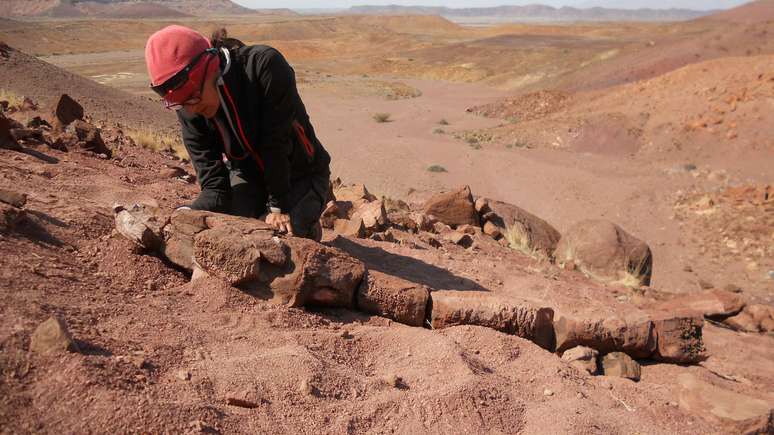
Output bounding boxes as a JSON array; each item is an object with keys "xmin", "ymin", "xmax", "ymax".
[
  {"xmin": 561, "ymin": 346, "xmax": 599, "ymax": 375},
  {"xmin": 334, "ymin": 183, "xmax": 376, "ymax": 205},
  {"xmin": 601, "ymin": 352, "xmax": 641, "ymax": 381},
  {"xmin": 30, "ymin": 316, "xmax": 79, "ymax": 355},
  {"xmin": 0, "ymin": 113, "xmax": 21, "ymax": 150},
  {"xmin": 652, "ymin": 315, "xmax": 705, "ymax": 363},
  {"xmin": 0, "ymin": 188, "xmax": 26, "ymax": 208},
  {"xmin": 357, "ymin": 270, "xmax": 430, "ymax": 327},
  {"xmin": 52, "ymin": 94, "xmax": 84, "ymax": 129},
  {"xmin": 70, "ymin": 120, "xmax": 111, "ymax": 156},
  {"xmin": 724, "ymin": 304, "xmax": 774, "ymax": 333},
  {"xmin": 113, "ymin": 203, "xmax": 164, "ymax": 250},
  {"xmin": 422, "ymin": 185, "xmax": 479, "ymax": 227},
  {"xmin": 355, "ymin": 200, "xmax": 389, "ymax": 234},
  {"xmin": 0, "ymin": 202, "xmax": 25, "ymax": 232},
  {"xmin": 333, "ymin": 217, "xmax": 366, "ymax": 238},
  {"xmin": 430, "ymin": 291, "xmax": 555, "ymax": 350},
  {"xmin": 555, "ymin": 219, "xmax": 652, "ymax": 286},
  {"xmin": 658, "ymin": 289, "xmax": 745, "ymax": 320}
]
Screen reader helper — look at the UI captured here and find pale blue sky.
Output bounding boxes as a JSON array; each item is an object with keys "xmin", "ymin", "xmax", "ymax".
[{"xmin": 234, "ymin": 0, "xmax": 750, "ymax": 11}]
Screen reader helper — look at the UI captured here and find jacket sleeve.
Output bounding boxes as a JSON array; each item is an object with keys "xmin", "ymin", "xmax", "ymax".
[
  {"xmin": 177, "ymin": 111, "xmax": 232, "ymax": 213},
  {"xmin": 253, "ymin": 48, "xmax": 297, "ymax": 212}
]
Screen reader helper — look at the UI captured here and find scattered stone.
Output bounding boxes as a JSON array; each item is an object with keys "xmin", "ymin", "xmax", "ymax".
[
  {"xmin": 226, "ymin": 395, "xmax": 261, "ymax": 409},
  {"xmin": 299, "ymin": 379, "xmax": 316, "ymax": 396},
  {"xmin": 333, "ymin": 217, "xmax": 366, "ymax": 238},
  {"xmin": 0, "ymin": 188, "xmax": 26, "ymax": 208},
  {"xmin": 176, "ymin": 369, "xmax": 191, "ymax": 381},
  {"xmin": 30, "ymin": 316, "xmax": 79, "ymax": 355},
  {"xmin": 26, "ymin": 116, "xmax": 51, "ymax": 129},
  {"xmin": 357, "ymin": 270, "xmax": 430, "ymax": 327},
  {"xmin": 356, "ymin": 200, "xmax": 389, "ymax": 233},
  {"xmin": 554, "ymin": 219, "xmax": 653, "ymax": 286},
  {"xmin": 678, "ymin": 373, "xmax": 774, "ymax": 433},
  {"xmin": 543, "ymin": 388, "xmax": 554, "ymax": 397},
  {"xmin": 383, "ymin": 374, "xmax": 403, "ymax": 389},
  {"xmin": 0, "ymin": 113, "xmax": 21, "ymax": 150},
  {"xmin": 52, "ymin": 94, "xmax": 84, "ymax": 129},
  {"xmin": 321, "ymin": 201, "xmax": 351, "ymax": 228},
  {"xmin": 561, "ymin": 346, "xmax": 599, "ymax": 375},
  {"xmin": 70, "ymin": 120, "xmax": 111, "ymax": 156},
  {"xmin": 479, "ymin": 199, "xmax": 561, "ymax": 257},
  {"xmin": 160, "ymin": 166, "xmax": 187, "ymax": 179},
  {"xmin": 474, "ymin": 197, "xmax": 490, "ymax": 214},
  {"xmin": 422, "ymin": 185, "xmax": 479, "ymax": 227},
  {"xmin": 333, "ymin": 183, "xmax": 376, "ymax": 205},
  {"xmin": 113, "ymin": 203, "xmax": 164, "ymax": 250},
  {"xmin": 418, "ymin": 231, "xmax": 442, "ymax": 248},
  {"xmin": 0, "ymin": 202, "xmax": 25, "ymax": 232},
  {"xmin": 20, "ymin": 96, "xmax": 37, "ymax": 111},
  {"xmin": 602, "ymin": 352, "xmax": 641, "ymax": 381},
  {"xmin": 430, "ymin": 291, "xmax": 555, "ymax": 350},
  {"xmin": 443, "ymin": 231, "xmax": 474, "ymax": 248}
]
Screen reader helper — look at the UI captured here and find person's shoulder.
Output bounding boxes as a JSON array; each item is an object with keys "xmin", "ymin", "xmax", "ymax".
[{"xmin": 236, "ymin": 44, "xmax": 281, "ymax": 59}]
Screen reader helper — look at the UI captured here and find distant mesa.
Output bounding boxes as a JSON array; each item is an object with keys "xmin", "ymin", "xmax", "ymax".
[
  {"xmin": 345, "ymin": 4, "xmax": 715, "ymax": 22},
  {"xmin": 0, "ymin": 0, "xmax": 297, "ymax": 18}
]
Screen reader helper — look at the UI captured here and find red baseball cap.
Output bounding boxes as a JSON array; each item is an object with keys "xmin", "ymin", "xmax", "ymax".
[{"xmin": 145, "ymin": 25, "xmax": 211, "ymax": 86}]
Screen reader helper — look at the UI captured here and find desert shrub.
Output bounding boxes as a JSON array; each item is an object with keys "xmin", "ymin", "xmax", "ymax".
[
  {"xmin": 373, "ymin": 113, "xmax": 392, "ymax": 123},
  {"xmin": 505, "ymin": 223, "xmax": 543, "ymax": 260},
  {"xmin": 0, "ymin": 89, "xmax": 25, "ymax": 109},
  {"xmin": 427, "ymin": 165, "xmax": 447, "ymax": 173},
  {"xmin": 506, "ymin": 141, "xmax": 532, "ymax": 149},
  {"xmin": 433, "ymin": 128, "xmax": 445, "ymax": 134},
  {"xmin": 127, "ymin": 127, "xmax": 186, "ymax": 158},
  {"xmin": 438, "ymin": 118, "xmax": 449, "ymax": 125}
]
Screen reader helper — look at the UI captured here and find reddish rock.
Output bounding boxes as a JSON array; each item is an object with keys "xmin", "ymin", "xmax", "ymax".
[
  {"xmin": 483, "ymin": 221, "xmax": 502, "ymax": 239},
  {"xmin": 355, "ymin": 200, "xmax": 389, "ymax": 233},
  {"xmin": 357, "ymin": 270, "xmax": 430, "ymax": 327},
  {"xmin": 0, "ymin": 202, "xmax": 25, "ymax": 232},
  {"xmin": 30, "ymin": 316, "xmax": 78, "ymax": 355},
  {"xmin": 113, "ymin": 203, "xmax": 164, "ymax": 251},
  {"xmin": 0, "ymin": 113, "xmax": 21, "ymax": 150},
  {"xmin": 724, "ymin": 304, "xmax": 774, "ymax": 333},
  {"xmin": 553, "ymin": 314, "xmax": 656, "ymax": 358},
  {"xmin": 422, "ymin": 186, "xmax": 479, "ymax": 227},
  {"xmin": 334, "ymin": 217, "xmax": 366, "ymax": 238},
  {"xmin": 443, "ymin": 231, "xmax": 474, "ymax": 248},
  {"xmin": 602, "ymin": 352, "xmax": 641, "ymax": 381},
  {"xmin": 480, "ymin": 199, "xmax": 561, "ymax": 257},
  {"xmin": 0, "ymin": 188, "xmax": 27, "ymax": 208},
  {"xmin": 52, "ymin": 94, "xmax": 83, "ymax": 128},
  {"xmin": 430, "ymin": 290, "xmax": 555, "ymax": 350},
  {"xmin": 652, "ymin": 315, "xmax": 705, "ymax": 363},
  {"xmin": 321, "ymin": 200, "xmax": 352, "ymax": 228},
  {"xmin": 659, "ymin": 289, "xmax": 745, "ymax": 320},
  {"xmin": 162, "ymin": 210, "xmax": 210, "ymax": 270},
  {"xmin": 71, "ymin": 120, "xmax": 111, "ymax": 156},
  {"xmin": 554, "ymin": 219, "xmax": 652, "ymax": 286},
  {"xmin": 334, "ymin": 183, "xmax": 376, "ymax": 204},
  {"xmin": 561, "ymin": 346, "xmax": 598, "ymax": 375}
]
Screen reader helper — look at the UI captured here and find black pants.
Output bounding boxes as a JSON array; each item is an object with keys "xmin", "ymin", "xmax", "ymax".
[{"xmin": 229, "ymin": 169, "xmax": 329, "ymax": 240}]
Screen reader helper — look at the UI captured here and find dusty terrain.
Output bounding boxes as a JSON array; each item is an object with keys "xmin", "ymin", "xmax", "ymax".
[{"xmin": 1, "ymin": 1, "xmax": 773, "ymax": 434}]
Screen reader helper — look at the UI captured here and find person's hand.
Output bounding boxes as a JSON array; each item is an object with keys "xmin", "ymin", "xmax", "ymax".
[{"xmin": 265, "ymin": 212, "xmax": 294, "ymax": 235}]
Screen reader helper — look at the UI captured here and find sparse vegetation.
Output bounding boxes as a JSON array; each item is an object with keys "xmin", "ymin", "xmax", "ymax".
[
  {"xmin": 469, "ymin": 141, "xmax": 482, "ymax": 150},
  {"xmin": 373, "ymin": 113, "xmax": 392, "ymax": 123},
  {"xmin": 0, "ymin": 88, "xmax": 25, "ymax": 109},
  {"xmin": 438, "ymin": 118, "xmax": 449, "ymax": 125},
  {"xmin": 427, "ymin": 165, "xmax": 447, "ymax": 173},
  {"xmin": 506, "ymin": 141, "xmax": 532, "ymax": 150},
  {"xmin": 613, "ymin": 255, "xmax": 651, "ymax": 289},
  {"xmin": 505, "ymin": 222, "xmax": 543, "ymax": 260},
  {"xmin": 127, "ymin": 127, "xmax": 186, "ymax": 158},
  {"xmin": 433, "ymin": 128, "xmax": 445, "ymax": 134}
]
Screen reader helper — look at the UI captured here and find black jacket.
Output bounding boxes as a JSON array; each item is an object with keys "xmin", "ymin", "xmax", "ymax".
[{"xmin": 177, "ymin": 45, "xmax": 331, "ymax": 213}]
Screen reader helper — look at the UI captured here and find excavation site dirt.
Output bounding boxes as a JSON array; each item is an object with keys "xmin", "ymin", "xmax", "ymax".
[{"xmin": 0, "ymin": 1, "xmax": 773, "ymax": 433}]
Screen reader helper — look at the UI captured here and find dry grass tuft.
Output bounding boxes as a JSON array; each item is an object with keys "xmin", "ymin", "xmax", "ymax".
[
  {"xmin": 504, "ymin": 222, "xmax": 542, "ymax": 259},
  {"xmin": 0, "ymin": 89, "xmax": 26, "ymax": 109},
  {"xmin": 427, "ymin": 164, "xmax": 447, "ymax": 173},
  {"xmin": 373, "ymin": 113, "xmax": 392, "ymax": 123},
  {"xmin": 127, "ymin": 127, "xmax": 186, "ymax": 158}
]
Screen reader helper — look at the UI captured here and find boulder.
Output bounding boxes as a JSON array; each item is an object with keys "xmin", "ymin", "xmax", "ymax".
[
  {"xmin": 480, "ymin": 199, "xmax": 561, "ymax": 257},
  {"xmin": 678, "ymin": 373, "xmax": 774, "ymax": 434},
  {"xmin": 601, "ymin": 352, "xmax": 641, "ymax": 381},
  {"xmin": 52, "ymin": 94, "xmax": 83, "ymax": 128},
  {"xmin": 0, "ymin": 202, "xmax": 24, "ymax": 232},
  {"xmin": 30, "ymin": 316, "xmax": 78, "ymax": 355},
  {"xmin": 321, "ymin": 201, "xmax": 352, "ymax": 228},
  {"xmin": 357, "ymin": 270, "xmax": 430, "ymax": 327},
  {"xmin": 0, "ymin": 188, "xmax": 26, "ymax": 208},
  {"xmin": 333, "ymin": 217, "xmax": 366, "ymax": 238},
  {"xmin": 422, "ymin": 186, "xmax": 479, "ymax": 227},
  {"xmin": 561, "ymin": 346, "xmax": 598, "ymax": 375},
  {"xmin": 113, "ymin": 203, "xmax": 164, "ymax": 251},
  {"xmin": 430, "ymin": 291, "xmax": 555, "ymax": 350},
  {"xmin": 554, "ymin": 219, "xmax": 653, "ymax": 286}
]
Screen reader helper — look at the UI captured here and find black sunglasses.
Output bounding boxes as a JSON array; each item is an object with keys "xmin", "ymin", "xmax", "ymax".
[{"xmin": 150, "ymin": 48, "xmax": 218, "ymax": 97}]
